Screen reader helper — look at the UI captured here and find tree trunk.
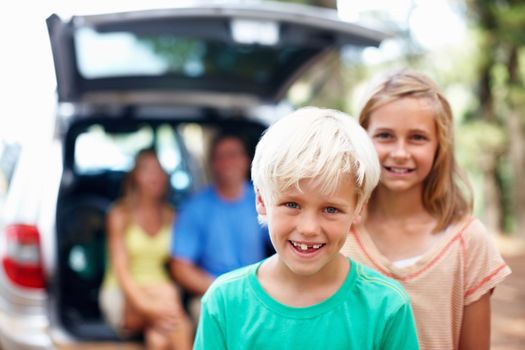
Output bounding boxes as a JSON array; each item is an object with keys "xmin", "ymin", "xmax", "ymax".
[
  {"xmin": 481, "ymin": 156, "xmax": 504, "ymax": 233},
  {"xmin": 505, "ymin": 46, "xmax": 525, "ymax": 238},
  {"xmin": 505, "ymin": 109, "xmax": 525, "ymax": 237},
  {"xmin": 476, "ymin": 39, "xmax": 504, "ymax": 232}
]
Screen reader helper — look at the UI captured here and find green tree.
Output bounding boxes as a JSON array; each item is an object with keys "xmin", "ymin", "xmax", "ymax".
[{"xmin": 465, "ymin": 0, "xmax": 525, "ymax": 237}]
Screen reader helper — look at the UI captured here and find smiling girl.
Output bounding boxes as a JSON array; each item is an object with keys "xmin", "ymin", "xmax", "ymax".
[{"xmin": 342, "ymin": 70, "xmax": 511, "ymax": 350}]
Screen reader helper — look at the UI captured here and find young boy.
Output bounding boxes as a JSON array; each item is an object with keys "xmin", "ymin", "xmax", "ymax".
[{"xmin": 194, "ymin": 107, "xmax": 420, "ymax": 349}]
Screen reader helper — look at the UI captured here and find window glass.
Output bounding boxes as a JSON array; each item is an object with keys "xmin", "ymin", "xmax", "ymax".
[
  {"xmin": 74, "ymin": 27, "xmax": 304, "ymax": 85},
  {"xmin": 157, "ymin": 124, "xmax": 191, "ymax": 191},
  {"xmin": 75, "ymin": 124, "xmax": 154, "ymax": 173}
]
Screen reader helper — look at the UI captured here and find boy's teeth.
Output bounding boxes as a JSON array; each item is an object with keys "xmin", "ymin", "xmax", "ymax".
[{"xmin": 291, "ymin": 241, "xmax": 323, "ymax": 250}]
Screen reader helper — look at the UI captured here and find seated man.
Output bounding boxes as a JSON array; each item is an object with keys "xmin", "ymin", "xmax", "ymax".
[{"xmin": 170, "ymin": 132, "xmax": 269, "ymax": 319}]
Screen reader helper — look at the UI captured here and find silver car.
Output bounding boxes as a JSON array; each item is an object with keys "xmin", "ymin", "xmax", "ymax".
[{"xmin": 0, "ymin": 2, "xmax": 386, "ymax": 349}]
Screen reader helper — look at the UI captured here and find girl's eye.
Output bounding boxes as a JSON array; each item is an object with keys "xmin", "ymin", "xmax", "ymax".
[
  {"xmin": 374, "ymin": 132, "xmax": 392, "ymax": 140},
  {"xmin": 324, "ymin": 207, "xmax": 339, "ymax": 214},
  {"xmin": 411, "ymin": 134, "xmax": 428, "ymax": 141},
  {"xmin": 284, "ymin": 202, "xmax": 299, "ymax": 209}
]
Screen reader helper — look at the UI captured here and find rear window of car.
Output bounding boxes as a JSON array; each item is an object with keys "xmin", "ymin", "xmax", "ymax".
[{"xmin": 74, "ymin": 26, "xmax": 313, "ymax": 85}]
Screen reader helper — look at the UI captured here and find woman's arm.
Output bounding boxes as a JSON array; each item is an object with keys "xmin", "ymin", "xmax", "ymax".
[
  {"xmin": 459, "ymin": 292, "xmax": 491, "ymax": 350},
  {"xmin": 107, "ymin": 206, "xmax": 144, "ymax": 310},
  {"xmin": 109, "ymin": 205, "xmax": 182, "ymax": 324}
]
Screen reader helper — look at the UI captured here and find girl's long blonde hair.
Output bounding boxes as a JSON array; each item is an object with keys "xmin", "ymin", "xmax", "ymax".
[{"xmin": 359, "ymin": 69, "xmax": 473, "ymax": 232}]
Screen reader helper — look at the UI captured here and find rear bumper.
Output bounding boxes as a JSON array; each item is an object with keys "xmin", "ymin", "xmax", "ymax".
[{"xmin": 0, "ymin": 311, "xmax": 53, "ymax": 350}]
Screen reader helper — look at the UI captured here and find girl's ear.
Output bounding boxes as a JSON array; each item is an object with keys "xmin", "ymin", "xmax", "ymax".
[{"xmin": 255, "ymin": 190, "xmax": 267, "ymax": 216}]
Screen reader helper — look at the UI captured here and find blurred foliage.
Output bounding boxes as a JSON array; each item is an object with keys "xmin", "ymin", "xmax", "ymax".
[
  {"xmin": 456, "ymin": 121, "xmax": 507, "ymax": 171},
  {"xmin": 463, "ymin": 0, "xmax": 525, "ymax": 236},
  {"xmin": 282, "ymin": 0, "xmax": 525, "ymax": 236}
]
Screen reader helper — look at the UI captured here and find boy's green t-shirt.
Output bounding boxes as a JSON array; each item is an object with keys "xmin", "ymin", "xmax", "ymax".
[{"xmin": 194, "ymin": 258, "xmax": 419, "ymax": 350}]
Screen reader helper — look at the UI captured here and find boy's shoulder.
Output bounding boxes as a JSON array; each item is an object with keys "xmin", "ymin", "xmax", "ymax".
[
  {"xmin": 351, "ymin": 260, "xmax": 411, "ymax": 306},
  {"xmin": 203, "ymin": 262, "xmax": 258, "ymax": 300},
  {"xmin": 215, "ymin": 263, "xmax": 255, "ymax": 285}
]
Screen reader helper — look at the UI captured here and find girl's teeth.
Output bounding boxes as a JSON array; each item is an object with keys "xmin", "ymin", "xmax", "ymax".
[
  {"xmin": 390, "ymin": 167, "xmax": 409, "ymax": 173},
  {"xmin": 300, "ymin": 243, "xmax": 308, "ymax": 251}
]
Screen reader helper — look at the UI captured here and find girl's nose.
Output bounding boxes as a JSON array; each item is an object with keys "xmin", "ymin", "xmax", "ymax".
[{"xmin": 390, "ymin": 141, "xmax": 409, "ymax": 160}]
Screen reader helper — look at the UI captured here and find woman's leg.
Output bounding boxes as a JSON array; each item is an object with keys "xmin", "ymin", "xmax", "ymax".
[
  {"xmin": 145, "ymin": 327, "xmax": 170, "ymax": 350},
  {"xmin": 142, "ymin": 283, "xmax": 194, "ymax": 349},
  {"xmin": 167, "ymin": 313, "xmax": 193, "ymax": 350},
  {"xmin": 100, "ymin": 288, "xmax": 144, "ymax": 335},
  {"xmin": 122, "ymin": 301, "xmax": 146, "ymax": 333}
]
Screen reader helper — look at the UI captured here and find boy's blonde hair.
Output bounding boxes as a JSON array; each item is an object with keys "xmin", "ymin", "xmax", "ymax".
[
  {"xmin": 251, "ymin": 107, "xmax": 380, "ymax": 221},
  {"xmin": 358, "ymin": 69, "xmax": 473, "ymax": 232}
]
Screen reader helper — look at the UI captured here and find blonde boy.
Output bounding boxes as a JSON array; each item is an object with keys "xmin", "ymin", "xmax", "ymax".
[{"xmin": 194, "ymin": 107, "xmax": 419, "ymax": 349}]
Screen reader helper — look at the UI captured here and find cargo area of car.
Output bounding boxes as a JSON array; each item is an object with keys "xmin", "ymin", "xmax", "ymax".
[{"xmin": 51, "ymin": 114, "xmax": 266, "ymax": 341}]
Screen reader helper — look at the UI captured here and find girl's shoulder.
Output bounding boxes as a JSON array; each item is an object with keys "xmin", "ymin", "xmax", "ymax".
[
  {"xmin": 458, "ymin": 216, "xmax": 493, "ymax": 243},
  {"xmin": 455, "ymin": 216, "xmax": 511, "ymax": 305},
  {"xmin": 455, "ymin": 216, "xmax": 505, "ymax": 257}
]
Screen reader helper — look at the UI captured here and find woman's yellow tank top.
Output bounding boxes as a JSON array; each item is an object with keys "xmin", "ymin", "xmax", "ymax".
[{"xmin": 102, "ymin": 222, "xmax": 171, "ymax": 288}]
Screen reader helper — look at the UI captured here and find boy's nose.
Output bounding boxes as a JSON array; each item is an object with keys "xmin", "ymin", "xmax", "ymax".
[{"xmin": 297, "ymin": 212, "xmax": 321, "ymax": 236}]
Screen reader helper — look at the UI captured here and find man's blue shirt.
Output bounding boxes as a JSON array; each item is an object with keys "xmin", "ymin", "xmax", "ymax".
[{"xmin": 171, "ymin": 182, "xmax": 268, "ymax": 277}]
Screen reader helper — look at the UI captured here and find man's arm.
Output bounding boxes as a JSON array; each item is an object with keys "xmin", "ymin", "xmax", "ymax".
[{"xmin": 170, "ymin": 258, "xmax": 214, "ymax": 296}]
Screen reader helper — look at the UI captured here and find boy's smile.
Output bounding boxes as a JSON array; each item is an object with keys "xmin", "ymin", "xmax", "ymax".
[
  {"xmin": 290, "ymin": 240, "xmax": 325, "ymax": 254},
  {"xmin": 256, "ymin": 177, "xmax": 359, "ymax": 281}
]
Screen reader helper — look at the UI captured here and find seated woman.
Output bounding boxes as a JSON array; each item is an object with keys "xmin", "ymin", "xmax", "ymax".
[{"xmin": 99, "ymin": 148, "xmax": 193, "ymax": 350}]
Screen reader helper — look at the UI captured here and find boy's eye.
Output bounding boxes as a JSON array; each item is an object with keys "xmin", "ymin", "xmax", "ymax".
[
  {"xmin": 284, "ymin": 202, "xmax": 299, "ymax": 209},
  {"xmin": 324, "ymin": 207, "xmax": 339, "ymax": 214}
]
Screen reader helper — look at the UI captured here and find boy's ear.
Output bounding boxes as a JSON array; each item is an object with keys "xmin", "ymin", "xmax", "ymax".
[
  {"xmin": 352, "ymin": 202, "xmax": 367, "ymax": 225},
  {"xmin": 255, "ymin": 190, "xmax": 267, "ymax": 216}
]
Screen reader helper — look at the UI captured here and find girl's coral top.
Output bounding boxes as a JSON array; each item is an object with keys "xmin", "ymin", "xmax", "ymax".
[{"xmin": 341, "ymin": 217, "xmax": 511, "ymax": 350}]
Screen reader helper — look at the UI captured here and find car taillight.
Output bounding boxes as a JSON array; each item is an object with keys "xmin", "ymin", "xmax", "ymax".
[{"xmin": 2, "ymin": 224, "xmax": 45, "ymax": 289}]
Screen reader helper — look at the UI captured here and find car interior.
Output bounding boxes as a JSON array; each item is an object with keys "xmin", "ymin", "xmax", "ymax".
[{"xmin": 53, "ymin": 113, "xmax": 267, "ymax": 340}]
